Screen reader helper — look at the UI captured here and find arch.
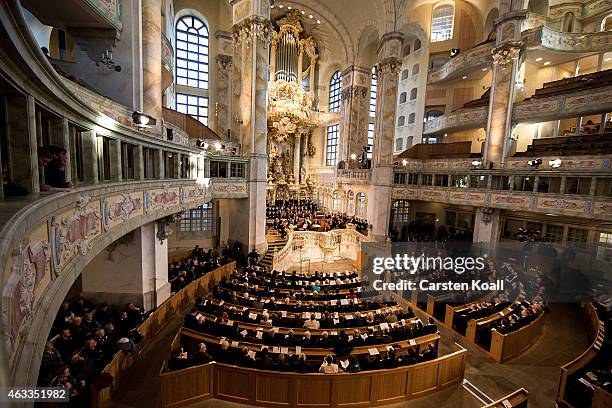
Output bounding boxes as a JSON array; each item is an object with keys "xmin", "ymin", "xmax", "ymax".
[
  {"xmin": 562, "ymin": 12, "xmax": 575, "ymax": 32},
  {"xmin": 347, "ymin": 190, "xmax": 355, "ymax": 215},
  {"xmin": 408, "ymin": 113, "xmax": 416, "ymax": 124},
  {"xmin": 398, "ymin": 115, "xmax": 406, "ymax": 126},
  {"xmin": 355, "ymin": 192, "xmax": 367, "ymax": 217},
  {"xmin": 355, "ymin": 24, "xmax": 380, "ymax": 67},
  {"xmin": 328, "ymin": 71, "xmax": 341, "ymax": 112},
  {"xmin": 431, "ymin": 3, "xmax": 455, "ymax": 42},
  {"xmin": 401, "ymin": 69, "xmax": 409, "ymax": 80},
  {"xmin": 402, "ymin": 43, "xmax": 411, "ymax": 57},
  {"xmin": 399, "ymin": 92, "xmax": 407, "ymax": 104},
  {"xmin": 412, "ymin": 63, "xmax": 420, "ymax": 76},
  {"xmin": 483, "ymin": 8, "xmax": 499, "ymax": 41},
  {"xmin": 526, "ymin": 0, "xmax": 548, "ymax": 15},
  {"xmin": 395, "ymin": 137, "xmax": 404, "ymax": 151},
  {"xmin": 414, "ymin": 38, "xmax": 422, "ymax": 50},
  {"xmin": 332, "ymin": 190, "xmax": 342, "ymax": 212},
  {"xmin": 410, "ymin": 88, "xmax": 417, "ymax": 100}
]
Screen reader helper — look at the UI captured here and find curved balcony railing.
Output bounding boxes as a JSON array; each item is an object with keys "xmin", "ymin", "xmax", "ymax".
[
  {"xmin": 427, "ymin": 41, "xmax": 494, "ymax": 84},
  {"xmin": 161, "ymin": 33, "xmax": 174, "ymax": 91},
  {"xmin": 423, "ymin": 106, "xmax": 488, "ymax": 135},
  {"xmin": 522, "ymin": 26, "xmax": 612, "ymax": 53},
  {"xmin": 513, "ymin": 85, "xmax": 612, "ymax": 123}
]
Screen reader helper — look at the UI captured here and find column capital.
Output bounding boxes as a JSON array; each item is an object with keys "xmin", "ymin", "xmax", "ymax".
[
  {"xmin": 232, "ymin": 16, "xmax": 274, "ymax": 45},
  {"xmin": 491, "ymin": 41, "xmax": 523, "ymax": 67},
  {"xmin": 216, "ymin": 54, "xmax": 233, "ymax": 69},
  {"xmin": 341, "ymin": 85, "xmax": 368, "ymax": 101},
  {"xmin": 377, "ymin": 31, "xmax": 404, "ymax": 61}
]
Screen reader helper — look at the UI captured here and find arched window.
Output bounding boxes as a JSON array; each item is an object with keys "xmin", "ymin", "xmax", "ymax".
[
  {"xmin": 412, "ymin": 63, "xmax": 420, "ymax": 76},
  {"xmin": 410, "ymin": 88, "xmax": 418, "ymax": 100},
  {"xmin": 403, "ymin": 43, "xmax": 411, "ymax": 57},
  {"xmin": 562, "ymin": 12, "xmax": 575, "ymax": 32},
  {"xmin": 175, "ymin": 15, "xmax": 210, "ymax": 124},
  {"xmin": 347, "ymin": 190, "xmax": 355, "ymax": 215},
  {"xmin": 329, "ymin": 71, "xmax": 341, "ymax": 112},
  {"xmin": 356, "ymin": 192, "xmax": 367, "ymax": 217},
  {"xmin": 398, "ymin": 116, "xmax": 406, "ymax": 126},
  {"xmin": 395, "ymin": 138, "xmax": 404, "ymax": 151},
  {"xmin": 431, "ymin": 4, "xmax": 454, "ymax": 42},
  {"xmin": 401, "ymin": 70, "xmax": 409, "ymax": 80},
  {"xmin": 414, "ymin": 39, "xmax": 421, "ymax": 50},
  {"xmin": 333, "ymin": 191, "xmax": 342, "ymax": 212},
  {"xmin": 399, "ymin": 92, "xmax": 407, "ymax": 104},
  {"xmin": 408, "ymin": 113, "xmax": 416, "ymax": 124}
]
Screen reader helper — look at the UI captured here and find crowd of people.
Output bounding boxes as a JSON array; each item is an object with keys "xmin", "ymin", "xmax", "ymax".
[
  {"xmin": 267, "ymin": 199, "xmax": 369, "ymax": 237},
  {"xmin": 168, "ymin": 244, "xmax": 238, "ymax": 293},
  {"xmin": 39, "ymin": 298, "xmax": 144, "ymax": 404}
]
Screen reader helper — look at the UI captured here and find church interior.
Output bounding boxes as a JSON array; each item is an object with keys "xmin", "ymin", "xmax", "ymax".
[{"xmin": 0, "ymin": 0, "xmax": 610, "ymax": 407}]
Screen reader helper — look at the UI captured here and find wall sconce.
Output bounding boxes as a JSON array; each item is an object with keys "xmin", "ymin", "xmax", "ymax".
[
  {"xmin": 214, "ymin": 142, "xmax": 223, "ymax": 152},
  {"xmin": 97, "ymin": 49, "xmax": 121, "ymax": 72},
  {"xmin": 527, "ymin": 158, "xmax": 542, "ymax": 167},
  {"xmin": 234, "ymin": 114, "xmax": 243, "ymax": 125},
  {"xmin": 350, "ymin": 153, "xmax": 357, "ymax": 160},
  {"xmin": 132, "ymin": 111, "xmax": 156, "ymax": 130},
  {"xmin": 471, "ymin": 160, "xmax": 482, "ymax": 167},
  {"xmin": 401, "ymin": 159, "xmax": 408, "ymax": 166}
]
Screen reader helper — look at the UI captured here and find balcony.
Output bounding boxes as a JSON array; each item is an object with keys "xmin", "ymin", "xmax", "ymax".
[
  {"xmin": 513, "ymin": 70, "xmax": 612, "ymax": 124},
  {"xmin": 428, "ymin": 41, "xmax": 494, "ymax": 84},
  {"xmin": 162, "ymin": 108, "xmax": 222, "ymax": 141},
  {"xmin": 423, "ymin": 106, "xmax": 488, "ymax": 135},
  {"xmin": 336, "ymin": 169, "xmax": 372, "ymax": 183},
  {"xmin": 522, "ymin": 26, "xmax": 612, "ymax": 54},
  {"xmin": 161, "ymin": 33, "xmax": 174, "ymax": 92}
]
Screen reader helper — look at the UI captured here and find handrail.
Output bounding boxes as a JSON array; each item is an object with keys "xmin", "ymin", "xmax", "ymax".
[
  {"xmin": 92, "ymin": 261, "xmax": 236, "ymax": 407},
  {"xmin": 162, "ymin": 107, "xmax": 222, "ymax": 141},
  {"xmin": 489, "ymin": 311, "xmax": 545, "ymax": 363},
  {"xmin": 272, "ymin": 228, "xmax": 294, "ymax": 270},
  {"xmin": 158, "ymin": 343, "xmax": 467, "ymax": 407},
  {"xmin": 556, "ymin": 302, "xmax": 605, "ymax": 406},
  {"xmin": 427, "ymin": 41, "xmax": 494, "ymax": 84}
]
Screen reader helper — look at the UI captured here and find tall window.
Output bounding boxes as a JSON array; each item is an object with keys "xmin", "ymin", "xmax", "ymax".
[
  {"xmin": 369, "ymin": 67, "xmax": 377, "ymax": 117},
  {"xmin": 431, "ymin": 5, "xmax": 454, "ymax": 42},
  {"xmin": 329, "ymin": 71, "xmax": 341, "ymax": 112},
  {"xmin": 326, "ymin": 125, "xmax": 339, "ymax": 166},
  {"xmin": 175, "ymin": 15, "xmax": 209, "ymax": 124},
  {"xmin": 367, "ymin": 123, "xmax": 374, "ymax": 159},
  {"xmin": 356, "ymin": 192, "xmax": 367, "ymax": 217},
  {"xmin": 180, "ymin": 202, "xmax": 215, "ymax": 233},
  {"xmin": 392, "ymin": 200, "xmax": 410, "ymax": 223}
]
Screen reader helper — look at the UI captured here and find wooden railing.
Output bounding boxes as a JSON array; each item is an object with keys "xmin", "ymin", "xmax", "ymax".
[
  {"xmin": 162, "ymin": 107, "xmax": 221, "ymax": 141},
  {"xmin": 92, "ymin": 261, "xmax": 236, "ymax": 408},
  {"xmin": 482, "ymin": 388, "xmax": 528, "ymax": 408},
  {"xmin": 489, "ymin": 312, "xmax": 545, "ymax": 363},
  {"xmin": 159, "ymin": 343, "xmax": 467, "ymax": 408},
  {"xmin": 557, "ymin": 302, "xmax": 610, "ymax": 408}
]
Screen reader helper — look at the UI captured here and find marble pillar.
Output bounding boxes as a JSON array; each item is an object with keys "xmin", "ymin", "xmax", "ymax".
[
  {"xmin": 82, "ymin": 130, "xmax": 98, "ymax": 184},
  {"xmin": 369, "ymin": 33, "xmax": 403, "ymax": 240},
  {"xmin": 135, "ymin": 144, "xmax": 145, "ymax": 180},
  {"xmin": 111, "ymin": 138, "xmax": 122, "ymax": 181},
  {"xmin": 216, "ymin": 53, "xmax": 233, "ymax": 141},
  {"xmin": 229, "ymin": 0, "xmax": 272, "ymax": 254},
  {"xmin": 142, "ymin": 0, "xmax": 163, "ymax": 123},
  {"xmin": 154, "ymin": 149, "xmax": 164, "ymax": 179},
  {"xmin": 483, "ymin": 7, "xmax": 525, "ymax": 166},
  {"xmin": 339, "ymin": 66, "xmax": 370, "ymax": 165},
  {"xmin": 293, "ymin": 134, "xmax": 301, "ymax": 182}
]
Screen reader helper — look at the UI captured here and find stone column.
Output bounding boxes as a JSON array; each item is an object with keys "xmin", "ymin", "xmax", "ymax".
[
  {"xmin": 5, "ymin": 94, "xmax": 39, "ymax": 194},
  {"xmin": 154, "ymin": 149, "xmax": 164, "ymax": 179},
  {"xmin": 82, "ymin": 130, "xmax": 98, "ymax": 184},
  {"xmin": 339, "ymin": 66, "xmax": 370, "ymax": 165},
  {"xmin": 215, "ymin": 48, "xmax": 233, "ymax": 141},
  {"xmin": 135, "ymin": 144, "xmax": 145, "ymax": 180},
  {"xmin": 142, "ymin": 0, "xmax": 163, "ymax": 124},
  {"xmin": 228, "ymin": 0, "xmax": 272, "ymax": 254},
  {"xmin": 483, "ymin": 6, "xmax": 526, "ymax": 167},
  {"xmin": 174, "ymin": 152, "xmax": 181, "ymax": 179},
  {"xmin": 81, "ymin": 222, "xmax": 170, "ymax": 310},
  {"xmin": 368, "ymin": 33, "xmax": 403, "ymax": 240},
  {"xmin": 111, "ymin": 138, "xmax": 122, "ymax": 181},
  {"xmin": 473, "ymin": 208, "xmax": 502, "ymax": 249},
  {"xmin": 49, "ymin": 117, "xmax": 72, "ymax": 184}
]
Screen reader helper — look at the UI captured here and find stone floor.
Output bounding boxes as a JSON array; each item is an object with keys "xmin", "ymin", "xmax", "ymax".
[{"xmin": 111, "ymin": 259, "xmax": 592, "ymax": 408}]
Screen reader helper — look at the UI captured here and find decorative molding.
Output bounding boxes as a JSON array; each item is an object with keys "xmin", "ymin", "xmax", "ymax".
[
  {"xmin": 492, "ymin": 42, "xmax": 522, "ymax": 67},
  {"xmin": 232, "ymin": 16, "xmax": 274, "ymax": 45}
]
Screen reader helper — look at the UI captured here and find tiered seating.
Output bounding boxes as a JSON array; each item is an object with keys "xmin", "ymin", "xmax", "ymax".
[
  {"xmin": 524, "ymin": 69, "xmax": 612, "ymax": 101},
  {"xmin": 514, "ymin": 132, "xmax": 612, "ymax": 157},
  {"xmin": 166, "ymin": 266, "xmax": 442, "ymax": 373}
]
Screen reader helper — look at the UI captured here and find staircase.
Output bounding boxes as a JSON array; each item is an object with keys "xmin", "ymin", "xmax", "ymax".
[{"xmin": 260, "ymin": 228, "xmax": 288, "ymax": 269}]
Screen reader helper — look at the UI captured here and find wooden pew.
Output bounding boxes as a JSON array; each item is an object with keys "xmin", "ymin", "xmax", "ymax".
[
  {"xmin": 482, "ymin": 388, "xmax": 528, "ymax": 408},
  {"xmin": 557, "ymin": 302, "xmax": 610, "ymax": 408},
  {"xmin": 489, "ymin": 312, "xmax": 545, "ymax": 363},
  {"xmin": 179, "ymin": 327, "xmax": 441, "ymax": 359},
  {"xmin": 159, "ymin": 343, "xmax": 468, "ymax": 408},
  {"xmin": 92, "ymin": 261, "xmax": 236, "ymax": 408}
]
